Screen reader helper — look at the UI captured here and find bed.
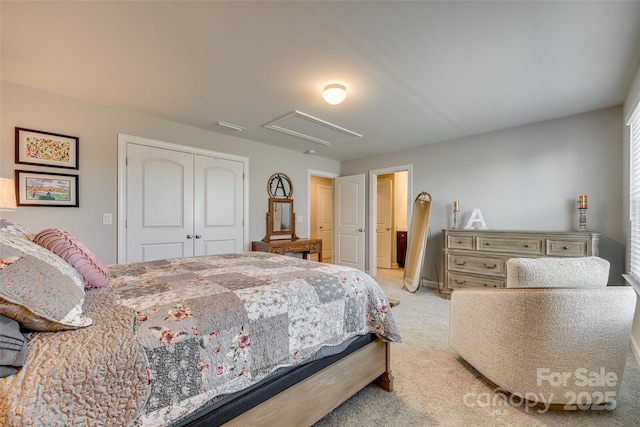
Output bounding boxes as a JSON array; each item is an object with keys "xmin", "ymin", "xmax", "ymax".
[{"xmin": 0, "ymin": 222, "xmax": 401, "ymax": 426}]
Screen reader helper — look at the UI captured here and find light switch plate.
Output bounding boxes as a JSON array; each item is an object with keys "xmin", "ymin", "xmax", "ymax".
[
  {"xmin": 296, "ymin": 215, "xmax": 303, "ymax": 223},
  {"xmin": 102, "ymin": 213, "xmax": 112, "ymax": 225}
]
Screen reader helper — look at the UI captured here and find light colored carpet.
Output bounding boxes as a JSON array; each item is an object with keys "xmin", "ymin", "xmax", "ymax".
[{"xmin": 314, "ymin": 268, "xmax": 640, "ymax": 426}]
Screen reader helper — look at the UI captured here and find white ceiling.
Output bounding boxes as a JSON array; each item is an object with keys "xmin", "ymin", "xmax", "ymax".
[{"xmin": 2, "ymin": 1, "xmax": 640, "ymax": 161}]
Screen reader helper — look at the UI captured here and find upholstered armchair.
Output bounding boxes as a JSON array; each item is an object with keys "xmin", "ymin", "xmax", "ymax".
[{"xmin": 450, "ymin": 257, "xmax": 636, "ymax": 409}]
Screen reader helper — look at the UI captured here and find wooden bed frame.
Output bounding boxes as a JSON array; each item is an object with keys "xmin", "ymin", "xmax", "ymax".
[{"xmin": 224, "ymin": 339, "xmax": 392, "ymax": 426}]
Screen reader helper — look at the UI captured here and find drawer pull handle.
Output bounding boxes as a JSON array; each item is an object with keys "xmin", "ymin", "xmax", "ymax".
[
  {"xmin": 454, "ymin": 260, "xmax": 466, "ymax": 266},
  {"xmin": 524, "ymin": 244, "xmax": 530, "ymax": 248},
  {"xmin": 485, "ymin": 242, "xmax": 490, "ymax": 246},
  {"xmin": 563, "ymin": 246, "xmax": 569, "ymax": 250},
  {"xmin": 454, "ymin": 279, "xmax": 466, "ymax": 285},
  {"xmin": 483, "ymin": 283, "xmax": 498, "ymax": 288},
  {"xmin": 457, "ymin": 241, "xmax": 462, "ymax": 244},
  {"xmin": 484, "ymin": 263, "xmax": 497, "ymax": 269}
]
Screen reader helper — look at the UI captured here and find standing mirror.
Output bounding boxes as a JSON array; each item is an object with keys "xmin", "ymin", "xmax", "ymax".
[{"xmin": 403, "ymin": 192, "xmax": 432, "ymax": 293}]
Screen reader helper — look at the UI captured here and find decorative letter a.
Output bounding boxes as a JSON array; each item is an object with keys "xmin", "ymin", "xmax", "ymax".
[{"xmin": 464, "ymin": 208, "xmax": 488, "ymax": 230}]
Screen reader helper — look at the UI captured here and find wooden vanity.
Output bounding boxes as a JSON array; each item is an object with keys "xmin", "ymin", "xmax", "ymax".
[
  {"xmin": 252, "ymin": 173, "xmax": 322, "ymax": 261},
  {"xmin": 251, "ymin": 239, "xmax": 322, "ymax": 261}
]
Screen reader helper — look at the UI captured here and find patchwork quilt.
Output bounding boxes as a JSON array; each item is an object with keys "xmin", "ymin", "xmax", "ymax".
[{"xmin": 1, "ymin": 252, "xmax": 400, "ymax": 426}]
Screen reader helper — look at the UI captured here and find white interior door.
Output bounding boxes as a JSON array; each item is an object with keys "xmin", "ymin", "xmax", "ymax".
[
  {"xmin": 126, "ymin": 143, "xmax": 194, "ymax": 262},
  {"xmin": 194, "ymin": 155, "xmax": 244, "ymax": 255},
  {"xmin": 318, "ymin": 183, "xmax": 334, "ymax": 263},
  {"xmin": 334, "ymin": 174, "xmax": 365, "ymax": 271},
  {"xmin": 376, "ymin": 175, "xmax": 393, "ymax": 268}
]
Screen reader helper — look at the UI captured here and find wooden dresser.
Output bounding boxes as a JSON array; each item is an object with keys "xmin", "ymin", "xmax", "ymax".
[
  {"xmin": 441, "ymin": 229, "xmax": 600, "ymax": 297},
  {"xmin": 252, "ymin": 238, "xmax": 322, "ymax": 262}
]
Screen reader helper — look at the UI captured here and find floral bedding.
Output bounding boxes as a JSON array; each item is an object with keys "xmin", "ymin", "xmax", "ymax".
[{"xmin": 1, "ymin": 252, "xmax": 400, "ymax": 426}]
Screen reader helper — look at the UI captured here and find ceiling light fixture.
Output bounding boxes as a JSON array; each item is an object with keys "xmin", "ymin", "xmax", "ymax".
[
  {"xmin": 322, "ymin": 84, "xmax": 347, "ymax": 105},
  {"xmin": 216, "ymin": 121, "xmax": 245, "ymax": 132}
]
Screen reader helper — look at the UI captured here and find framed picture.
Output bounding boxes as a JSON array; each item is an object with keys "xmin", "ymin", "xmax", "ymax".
[
  {"xmin": 15, "ymin": 127, "xmax": 79, "ymax": 169},
  {"xmin": 15, "ymin": 170, "xmax": 79, "ymax": 207}
]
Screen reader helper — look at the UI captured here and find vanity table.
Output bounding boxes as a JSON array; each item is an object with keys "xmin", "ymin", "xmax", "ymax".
[
  {"xmin": 251, "ymin": 239, "xmax": 322, "ymax": 260},
  {"xmin": 251, "ymin": 173, "xmax": 323, "ymax": 262}
]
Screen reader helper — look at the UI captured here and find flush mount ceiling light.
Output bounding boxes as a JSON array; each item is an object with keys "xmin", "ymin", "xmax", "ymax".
[{"xmin": 322, "ymin": 84, "xmax": 347, "ymax": 105}]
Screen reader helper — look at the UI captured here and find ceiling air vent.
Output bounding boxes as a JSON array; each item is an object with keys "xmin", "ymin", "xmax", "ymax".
[{"xmin": 263, "ymin": 110, "xmax": 362, "ymax": 146}]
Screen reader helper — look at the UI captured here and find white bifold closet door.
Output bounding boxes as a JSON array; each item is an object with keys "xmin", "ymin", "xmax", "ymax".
[{"xmin": 126, "ymin": 143, "xmax": 243, "ymax": 263}]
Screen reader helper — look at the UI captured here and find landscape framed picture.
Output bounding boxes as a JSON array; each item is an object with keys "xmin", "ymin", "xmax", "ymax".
[
  {"xmin": 15, "ymin": 127, "xmax": 79, "ymax": 169},
  {"xmin": 15, "ymin": 170, "xmax": 79, "ymax": 207}
]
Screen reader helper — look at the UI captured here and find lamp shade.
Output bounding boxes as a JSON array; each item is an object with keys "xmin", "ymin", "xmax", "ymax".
[
  {"xmin": 0, "ymin": 178, "xmax": 17, "ymax": 210},
  {"xmin": 322, "ymin": 84, "xmax": 347, "ymax": 105}
]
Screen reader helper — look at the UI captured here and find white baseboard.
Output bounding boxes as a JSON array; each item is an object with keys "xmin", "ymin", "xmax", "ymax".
[
  {"xmin": 421, "ymin": 279, "xmax": 439, "ymax": 289},
  {"xmin": 631, "ymin": 334, "xmax": 640, "ymax": 366}
]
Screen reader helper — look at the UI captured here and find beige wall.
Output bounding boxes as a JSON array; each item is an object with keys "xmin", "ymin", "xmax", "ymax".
[
  {"xmin": 342, "ymin": 106, "xmax": 624, "ymax": 286},
  {"xmin": 0, "ymin": 82, "xmax": 340, "ymax": 264}
]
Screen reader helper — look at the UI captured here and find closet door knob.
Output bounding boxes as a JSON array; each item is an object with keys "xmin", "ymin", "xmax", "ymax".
[
  {"xmin": 186, "ymin": 234, "xmax": 193, "ymax": 239},
  {"xmin": 195, "ymin": 234, "xmax": 202, "ymax": 239}
]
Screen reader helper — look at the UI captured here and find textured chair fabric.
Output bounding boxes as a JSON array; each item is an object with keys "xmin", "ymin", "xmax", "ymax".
[
  {"xmin": 506, "ymin": 256, "xmax": 610, "ymax": 288},
  {"xmin": 450, "ymin": 257, "xmax": 635, "ymax": 408}
]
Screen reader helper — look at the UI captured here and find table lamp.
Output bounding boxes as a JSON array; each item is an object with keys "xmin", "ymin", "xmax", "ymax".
[{"xmin": 0, "ymin": 178, "xmax": 17, "ymax": 216}]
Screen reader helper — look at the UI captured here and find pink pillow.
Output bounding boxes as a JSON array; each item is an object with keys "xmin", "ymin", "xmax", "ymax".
[{"xmin": 33, "ymin": 228, "xmax": 109, "ymax": 289}]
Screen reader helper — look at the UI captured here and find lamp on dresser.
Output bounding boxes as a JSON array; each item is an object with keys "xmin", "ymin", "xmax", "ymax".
[{"xmin": 0, "ymin": 178, "xmax": 17, "ymax": 215}]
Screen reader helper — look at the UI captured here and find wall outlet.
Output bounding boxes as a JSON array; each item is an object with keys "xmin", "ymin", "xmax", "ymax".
[
  {"xmin": 102, "ymin": 213, "xmax": 113, "ymax": 225},
  {"xmin": 297, "ymin": 215, "xmax": 303, "ymax": 223}
]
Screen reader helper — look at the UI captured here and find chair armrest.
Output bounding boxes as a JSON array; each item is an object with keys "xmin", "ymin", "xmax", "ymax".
[{"xmin": 450, "ymin": 286, "xmax": 636, "ymax": 404}]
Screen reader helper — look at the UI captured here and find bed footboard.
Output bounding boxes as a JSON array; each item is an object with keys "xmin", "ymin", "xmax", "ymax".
[{"xmin": 223, "ymin": 339, "xmax": 391, "ymax": 426}]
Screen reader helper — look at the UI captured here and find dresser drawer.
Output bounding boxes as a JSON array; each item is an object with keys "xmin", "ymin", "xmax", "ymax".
[
  {"xmin": 447, "ymin": 234, "xmax": 474, "ymax": 250},
  {"xmin": 447, "ymin": 254, "xmax": 505, "ymax": 277},
  {"xmin": 269, "ymin": 245, "xmax": 285, "ymax": 254},
  {"xmin": 285, "ymin": 242, "xmax": 311, "ymax": 252},
  {"xmin": 545, "ymin": 239, "xmax": 588, "ymax": 256},
  {"xmin": 476, "ymin": 237, "xmax": 543, "ymax": 255},
  {"xmin": 309, "ymin": 241, "xmax": 321, "ymax": 253},
  {"xmin": 448, "ymin": 272, "xmax": 505, "ymax": 289}
]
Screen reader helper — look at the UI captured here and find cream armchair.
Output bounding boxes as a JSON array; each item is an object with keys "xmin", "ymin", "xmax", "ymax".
[{"xmin": 449, "ymin": 257, "xmax": 636, "ymax": 409}]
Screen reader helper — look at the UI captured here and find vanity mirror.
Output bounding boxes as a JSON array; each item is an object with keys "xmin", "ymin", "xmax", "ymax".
[
  {"xmin": 263, "ymin": 198, "xmax": 298, "ymax": 241},
  {"xmin": 261, "ymin": 173, "xmax": 298, "ymax": 242}
]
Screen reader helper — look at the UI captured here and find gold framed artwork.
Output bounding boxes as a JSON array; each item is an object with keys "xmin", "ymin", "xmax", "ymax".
[
  {"xmin": 15, "ymin": 170, "xmax": 79, "ymax": 207},
  {"xmin": 15, "ymin": 127, "xmax": 79, "ymax": 169}
]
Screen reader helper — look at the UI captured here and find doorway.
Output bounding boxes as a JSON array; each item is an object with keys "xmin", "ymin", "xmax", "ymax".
[
  {"xmin": 308, "ymin": 170, "xmax": 339, "ymax": 263},
  {"xmin": 369, "ymin": 165, "xmax": 412, "ymax": 277}
]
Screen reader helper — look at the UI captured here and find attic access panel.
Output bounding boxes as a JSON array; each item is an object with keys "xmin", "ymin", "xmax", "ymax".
[{"xmin": 263, "ymin": 110, "xmax": 362, "ymax": 146}]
